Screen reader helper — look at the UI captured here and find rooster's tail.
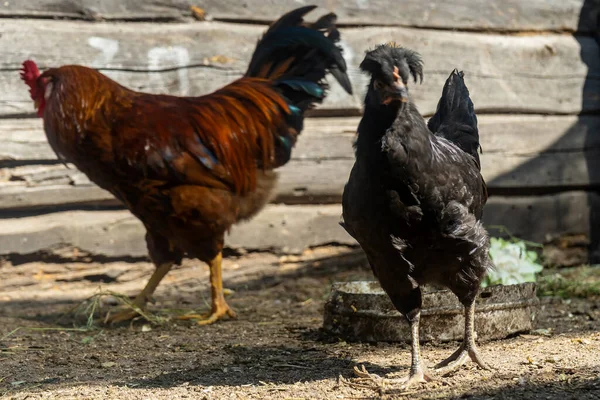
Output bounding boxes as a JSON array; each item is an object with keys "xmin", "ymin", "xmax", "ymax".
[
  {"xmin": 246, "ymin": 5, "xmax": 352, "ymax": 116},
  {"xmin": 428, "ymin": 69, "xmax": 481, "ymax": 168}
]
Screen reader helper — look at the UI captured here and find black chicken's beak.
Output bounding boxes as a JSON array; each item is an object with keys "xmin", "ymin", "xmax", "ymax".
[{"xmin": 381, "ymin": 82, "xmax": 408, "ymax": 105}]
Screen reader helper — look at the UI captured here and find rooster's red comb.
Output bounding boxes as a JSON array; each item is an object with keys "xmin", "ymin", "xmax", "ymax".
[{"xmin": 20, "ymin": 60, "xmax": 41, "ymax": 99}]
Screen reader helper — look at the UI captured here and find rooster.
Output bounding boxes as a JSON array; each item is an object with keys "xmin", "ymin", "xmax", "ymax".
[
  {"xmin": 341, "ymin": 43, "xmax": 491, "ymax": 389},
  {"xmin": 20, "ymin": 5, "xmax": 352, "ymax": 325}
]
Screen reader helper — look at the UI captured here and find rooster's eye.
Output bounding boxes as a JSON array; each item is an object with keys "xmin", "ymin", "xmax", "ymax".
[{"xmin": 373, "ymin": 80, "xmax": 384, "ymax": 90}]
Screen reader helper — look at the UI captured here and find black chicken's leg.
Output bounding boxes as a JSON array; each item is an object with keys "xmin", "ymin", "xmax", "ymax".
[
  {"xmin": 404, "ymin": 311, "xmax": 432, "ymax": 385},
  {"xmin": 435, "ymin": 300, "xmax": 490, "ymax": 375},
  {"xmin": 347, "ymin": 287, "xmax": 432, "ymax": 391}
]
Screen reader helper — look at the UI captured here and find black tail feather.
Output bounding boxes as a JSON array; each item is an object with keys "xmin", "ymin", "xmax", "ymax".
[
  {"xmin": 428, "ymin": 69, "xmax": 481, "ymax": 167},
  {"xmin": 244, "ymin": 6, "xmax": 353, "ymax": 169},
  {"xmin": 265, "ymin": 5, "xmax": 317, "ymax": 36},
  {"xmin": 246, "ymin": 6, "xmax": 352, "ymax": 99}
]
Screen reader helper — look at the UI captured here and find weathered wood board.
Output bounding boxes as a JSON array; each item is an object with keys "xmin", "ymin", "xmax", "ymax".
[
  {"xmin": 0, "ymin": 191, "xmax": 597, "ymax": 257},
  {"xmin": 0, "ymin": 204, "xmax": 354, "ymax": 257},
  {"xmin": 483, "ymin": 191, "xmax": 600, "ymax": 244},
  {"xmin": 4, "ymin": 115, "xmax": 600, "ymax": 162},
  {"xmin": 1, "ymin": 115, "xmax": 599, "ymax": 211},
  {"xmin": 1, "ymin": 20, "xmax": 599, "ymax": 117},
  {"xmin": 1, "ymin": 0, "xmax": 597, "ymax": 33},
  {"xmin": 0, "ymin": 0, "xmax": 193, "ymax": 21},
  {"xmin": 197, "ymin": 0, "xmax": 600, "ymax": 33},
  {"xmin": 3, "ymin": 151, "xmax": 599, "ymax": 211}
]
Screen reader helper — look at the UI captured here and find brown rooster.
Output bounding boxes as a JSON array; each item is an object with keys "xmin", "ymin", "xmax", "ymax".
[{"xmin": 20, "ymin": 5, "xmax": 352, "ymax": 325}]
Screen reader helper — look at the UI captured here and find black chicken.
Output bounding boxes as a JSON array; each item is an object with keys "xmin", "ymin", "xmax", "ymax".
[{"xmin": 341, "ymin": 43, "xmax": 492, "ymax": 389}]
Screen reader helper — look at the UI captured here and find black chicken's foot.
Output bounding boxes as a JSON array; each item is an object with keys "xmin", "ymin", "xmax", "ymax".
[
  {"xmin": 434, "ymin": 301, "xmax": 492, "ymax": 376},
  {"xmin": 342, "ymin": 364, "xmax": 431, "ymax": 392},
  {"xmin": 434, "ymin": 342, "xmax": 490, "ymax": 376}
]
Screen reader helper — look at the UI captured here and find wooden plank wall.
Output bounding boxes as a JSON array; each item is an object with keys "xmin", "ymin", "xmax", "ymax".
[{"xmin": 0, "ymin": 0, "xmax": 599, "ymax": 260}]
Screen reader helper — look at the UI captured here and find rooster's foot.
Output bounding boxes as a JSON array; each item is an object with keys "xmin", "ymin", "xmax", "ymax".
[{"xmin": 176, "ymin": 298, "xmax": 236, "ymax": 325}]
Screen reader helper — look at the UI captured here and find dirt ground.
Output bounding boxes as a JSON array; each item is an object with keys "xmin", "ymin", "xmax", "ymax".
[{"xmin": 1, "ymin": 246, "xmax": 599, "ymax": 400}]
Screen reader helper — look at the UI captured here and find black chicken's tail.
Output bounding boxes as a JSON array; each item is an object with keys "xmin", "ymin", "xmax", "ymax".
[
  {"xmin": 428, "ymin": 69, "xmax": 481, "ymax": 168},
  {"xmin": 246, "ymin": 6, "xmax": 352, "ymax": 112}
]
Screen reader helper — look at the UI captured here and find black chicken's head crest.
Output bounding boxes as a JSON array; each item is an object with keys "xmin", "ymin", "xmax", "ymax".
[{"xmin": 359, "ymin": 43, "xmax": 423, "ymax": 85}]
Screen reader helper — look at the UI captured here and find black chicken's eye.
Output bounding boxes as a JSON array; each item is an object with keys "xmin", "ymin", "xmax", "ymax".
[{"xmin": 373, "ymin": 80, "xmax": 384, "ymax": 90}]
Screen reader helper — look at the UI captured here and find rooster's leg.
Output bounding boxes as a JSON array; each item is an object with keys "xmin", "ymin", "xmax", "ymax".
[
  {"xmin": 344, "ymin": 312, "xmax": 432, "ymax": 392},
  {"xmin": 105, "ymin": 262, "xmax": 173, "ymax": 324},
  {"xmin": 177, "ymin": 252, "xmax": 237, "ymax": 325},
  {"xmin": 434, "ymin": 300, "xmax": 491, "ymax": 375}
]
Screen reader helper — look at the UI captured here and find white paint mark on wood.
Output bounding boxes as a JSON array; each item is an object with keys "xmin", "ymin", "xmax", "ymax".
[
  {"xmin": 355, "ymin": 0, "xmax": 370, "ymax": 10},
  {"xmin": 147, "ymin": 46, "xmax": 191, "ymax": 95},
  {"xmin": 87, "ymin": 36, "xmax": 119, "ymax": 68}
]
